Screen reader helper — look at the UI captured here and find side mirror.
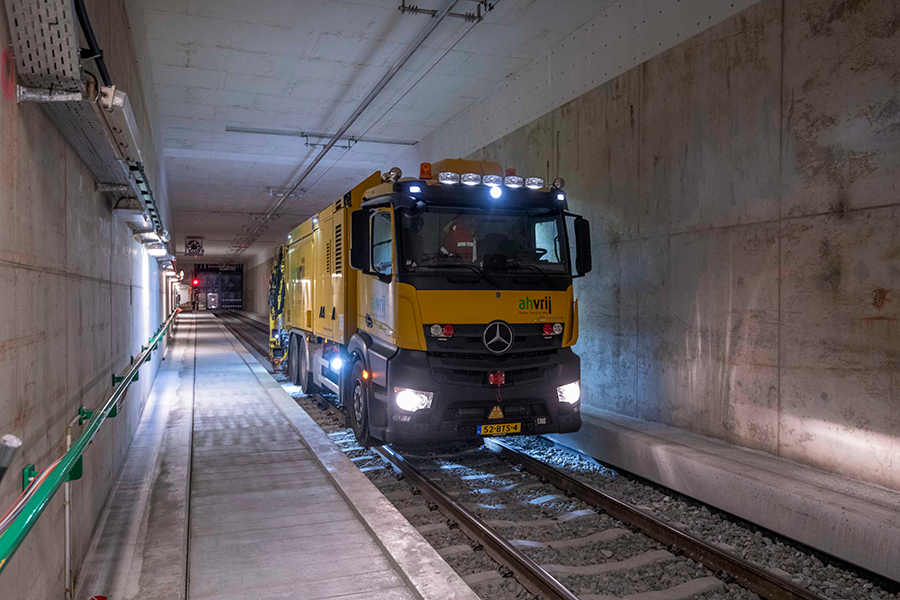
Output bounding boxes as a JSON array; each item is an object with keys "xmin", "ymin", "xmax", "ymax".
[
  {"xmin": 574, "ymin": 217, "xmax": 592, "ymax": 276},
  {"xmin": 350, "ymin": 210, "xmax": 369, "ymax": 271}
]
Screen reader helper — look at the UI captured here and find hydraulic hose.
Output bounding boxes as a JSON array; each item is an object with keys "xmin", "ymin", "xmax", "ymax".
[{"xmin": 72, "ymin": 0, "xmax": 112, "ymax": 87}]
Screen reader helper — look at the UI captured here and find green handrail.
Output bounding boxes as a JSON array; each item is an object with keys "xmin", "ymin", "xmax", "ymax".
[{"xmin": 0, "ymin": 308, "xmax": 181, "ymax": 573}]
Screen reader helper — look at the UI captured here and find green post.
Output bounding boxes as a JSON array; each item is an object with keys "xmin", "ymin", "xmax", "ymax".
[{"xmin": 22, "ymin": 465, "xmax": 38, "ymax": 491}]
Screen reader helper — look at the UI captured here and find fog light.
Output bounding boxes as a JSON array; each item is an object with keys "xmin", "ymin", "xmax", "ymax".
[
  {"xmin": 331, "ymin": 357, "xmax": 343, "ymax": 371},
  {"xmin": 483, "ymin": 174, "xmax": 502, "ymax": 186},
  {"xmin": 438, "ymin": 171, "xmax": 460, "ymax": 184},
  {"xmin": 395, "ymin": 388, "xmax": 434, "ymax": 412},
  {"xmin": 557, "ymin": 381, "xmax": 580, "ymax": 404},
  {"xmin": 490, "ymin": 186, "xmax": 502, "ymax": 199},
  {"xmin": 409, "ymin": 185, "xmax": 421, "ymax": 193},
  {"xmin": 525, "ymin": 177, "xmax": 545, "ymax": 189}
]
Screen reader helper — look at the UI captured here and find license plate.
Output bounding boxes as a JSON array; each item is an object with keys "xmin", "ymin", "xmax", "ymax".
[{"xmin": 478, "ymin": 422, "xmax": 521, "ymax": 436}]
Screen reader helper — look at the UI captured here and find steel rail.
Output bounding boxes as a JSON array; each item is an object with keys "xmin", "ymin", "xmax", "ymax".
[
  {"xmin": 370, "ymin": 445, "xmax": 580, "ymax": 600},
  {"xmin": 220, "ymin": 310, "xmax": 269, "ymax": 334},
  {"xmin": 485, "ymin": 439, "xmax": 826, "ymax": 600},
  {"xmin": 0, "ymin": 308, "xmax": 180, "ymax": 574},
  {"xmin": 215, "ymin": 312, "xmax": 269, "ymax": 356}
]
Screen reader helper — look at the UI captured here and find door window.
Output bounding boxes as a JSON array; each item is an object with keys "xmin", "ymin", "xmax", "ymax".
[{"xmin": 371, "ymin": 210, "xmax": 393, "ymax": 276}]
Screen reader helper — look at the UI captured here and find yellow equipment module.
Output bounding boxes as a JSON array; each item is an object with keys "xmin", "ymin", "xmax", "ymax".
[
  {"xmin": 281, "ymin": 172, "xmax": 381, "ymax": 345},
  {"xmin": 270, "ymin": 159, "xmax": 592, "ymax": 447}
]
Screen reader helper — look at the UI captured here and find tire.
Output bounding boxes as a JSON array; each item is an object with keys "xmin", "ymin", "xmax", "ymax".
[
  {"xmin": 287, "ymin": 334, "xmax": 302, "ymax": 386},
  {"xmin": 348, "ymin": 360, "xmax": 374, "ymax": 447},
  {"xmin": 299, "ymin": 337, "xmax": 317, "ymax": 395}
]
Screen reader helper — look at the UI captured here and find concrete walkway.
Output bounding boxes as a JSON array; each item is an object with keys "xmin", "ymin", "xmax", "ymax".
[{"xmin": 76, "ymin": 313, "xmax": 476, "ymax": 600}]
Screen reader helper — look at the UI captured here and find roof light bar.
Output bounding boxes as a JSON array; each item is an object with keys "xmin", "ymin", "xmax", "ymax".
[
  {"xmin": 461, "ymin": 173, "xmax": 481, "ymax": 186},
  {"xmin": 505, "ymin": 175, "xmax": 524, "ymax": 188},
  {"xmin": 482, "ymin": 174, "xmax": 502, "ymax": 187},
  {"xmin": 525, "ymin": 177, "xmax": 545, "ymax": 189},
  {"xmin": 438, "ymin": 171, "xmax": 460, "ymax": 185}
]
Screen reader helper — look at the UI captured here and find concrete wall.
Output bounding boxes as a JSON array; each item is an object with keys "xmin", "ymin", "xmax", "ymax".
[
  {"xmin": 243, "ymin": 256, "xmax": 275, "ymax": 318},
  {"xmin": 0, "ymin": 0, "xmax": 170, "ymax": 597},
  {"xmin": 466, "ymin": 0, "xmax": 899, "ymax": 490}
]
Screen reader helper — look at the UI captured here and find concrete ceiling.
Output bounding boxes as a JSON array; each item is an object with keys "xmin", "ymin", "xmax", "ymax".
[{"xmin": 135, "ymin": 0, "xmax": 617, "ymax": 262}]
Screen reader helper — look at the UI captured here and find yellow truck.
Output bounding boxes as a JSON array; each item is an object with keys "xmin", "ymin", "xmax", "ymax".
[{"xmin": 269, "ymin": 158, "xmax": 592, "ymax": 446}]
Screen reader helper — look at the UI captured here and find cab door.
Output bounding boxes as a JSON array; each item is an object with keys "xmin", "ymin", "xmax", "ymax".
[{"xmin": 357, "ymin": 208, "xmax": 396, "ymax": 345}]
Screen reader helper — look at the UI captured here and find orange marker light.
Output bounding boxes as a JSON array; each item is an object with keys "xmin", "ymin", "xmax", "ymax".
[
  {"xmin": 419, "ymin": 162, "xmax": 432, "ymax": 179},
  {"xmin": 505, "ymin": 168, "xmax": 517, "ymax": 177},
  {"xmin": 362, "ymin": 370, "xmax": 370, "ymax": 380}
]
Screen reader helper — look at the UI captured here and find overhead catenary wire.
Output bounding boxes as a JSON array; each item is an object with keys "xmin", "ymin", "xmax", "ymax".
[
  {"xmin": 223, "ymin": 0, "xmax": 463, "ymax": 266},
  {"xmin": 326, "ymin": 3, "xmax": 493, "ymax": 179},
  {"xmin": 258, "ymin": 1, "xmax": 496, "ymax": 238}
]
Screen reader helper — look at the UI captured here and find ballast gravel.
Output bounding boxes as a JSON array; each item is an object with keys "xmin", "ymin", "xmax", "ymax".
[{"xmin": 500, "ymin": 436, "xmax": 898, "ymax": 600}]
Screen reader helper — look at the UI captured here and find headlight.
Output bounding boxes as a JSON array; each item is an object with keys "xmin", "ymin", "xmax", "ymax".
[
  {"xmin": 330, "ymin": 357, "xmax": 343, "ymax": 371},
  {"xmin": 394, "ymin": 388, "xmax": 434, "ymax": 412},
  {"xmin": 557, "ymin": 381, "xmax": 580, "ymax": 404}
]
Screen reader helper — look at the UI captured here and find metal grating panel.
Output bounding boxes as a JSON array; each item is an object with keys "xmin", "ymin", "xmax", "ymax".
[
  {"xmin": 334, "ymin": 224, "xmax": 342, "ymax": 274},
  {"xmin": 6, "ymin": 0, "xmax": 82, "ymax": 91},
  {"xmin": 42, "ymin": 100, "xmax": 132, "ymax": 185}
]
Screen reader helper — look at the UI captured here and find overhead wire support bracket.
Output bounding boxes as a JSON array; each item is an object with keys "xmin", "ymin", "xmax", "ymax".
[{"xmin": 399, "ymin": 0, "xmax": 493, "ymax": 22}]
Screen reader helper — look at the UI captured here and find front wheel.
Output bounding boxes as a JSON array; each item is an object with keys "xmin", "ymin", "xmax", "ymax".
[{"xmin": 347, "ymin": 361, "xmax": 374, "ymax": 447}]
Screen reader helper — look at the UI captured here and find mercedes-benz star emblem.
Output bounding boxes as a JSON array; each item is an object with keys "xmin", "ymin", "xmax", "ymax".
[{"xmin": 483, "ymin": 321, "xmax": 514, "ymax": 354}]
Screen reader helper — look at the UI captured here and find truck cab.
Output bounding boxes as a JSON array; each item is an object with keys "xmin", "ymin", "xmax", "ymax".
[{"xmin": 343, "ymin": 159, "xmax": 591, "ymax": 446}]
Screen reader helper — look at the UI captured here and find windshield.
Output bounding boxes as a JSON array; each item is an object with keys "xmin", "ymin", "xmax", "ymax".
[{"xmin": 399, "ymin": 208, "xmax": 569, "ymax": 275}]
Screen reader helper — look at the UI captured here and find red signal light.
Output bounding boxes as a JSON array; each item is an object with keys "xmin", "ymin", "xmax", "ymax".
[
  {"xmin": 192, "ymin": 279, "xmax": 199, "ymax": 286},
  {"xmin": 543, "ymin": 323, "xmax": 554, "ymax": 335},
  {"xmin": 442, "ymin": 324, "xmax": 454, "ymax": 337}
]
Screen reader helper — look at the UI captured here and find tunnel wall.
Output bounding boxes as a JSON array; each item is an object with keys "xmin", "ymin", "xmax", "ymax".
[
  {"xmin": 243, "ymin": 251, "xmax": 276, "ymax": 318},
  {"xmin": 463, "ymin": 0, "xmax": 899, "ymax": 490},
  {"xmin": 0, "ymin": 0, "xmax": 170, "ymax": 597}
]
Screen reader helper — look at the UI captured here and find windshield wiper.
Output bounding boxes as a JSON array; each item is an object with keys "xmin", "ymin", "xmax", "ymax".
[
  {"xmin": 417, "ymin": 262, "xmax": 502, "ymax": 289},
  {"xmin": 498, "ymin": 261, "xmax": 559, "ymax": 287}
]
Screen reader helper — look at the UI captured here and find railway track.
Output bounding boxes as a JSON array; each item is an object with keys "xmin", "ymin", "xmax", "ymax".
[
  {"xmin": 214, "ymin": 310, "xmax": 270, "ymax": 356},
  {"xmin": 329, "ymin": 433, "xmax": 871, "ymax": 600},
  {"xmin": 374, "ymin": 441, "xmax": 827, "ymax": 600}
]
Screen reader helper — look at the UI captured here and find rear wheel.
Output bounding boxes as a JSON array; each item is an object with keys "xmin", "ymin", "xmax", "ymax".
[
  {"xmin": 287, "ymin": 334, "xmax": 301, "ymax": 386},
  {"xmin": 348, "ymin": 360, "xmax": 374, "ymax": 447},
  {"xmin": 299, "ymin": 337, "xmax": 317, "ymax": 395}
]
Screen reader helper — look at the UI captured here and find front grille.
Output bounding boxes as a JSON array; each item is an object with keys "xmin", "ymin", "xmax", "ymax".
[{"xmin": 427, "ymin": 348, "xmax": 559, "ymax": 387}]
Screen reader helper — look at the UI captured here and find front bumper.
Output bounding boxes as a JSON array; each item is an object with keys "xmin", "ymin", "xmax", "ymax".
[{"xmin": 369, "ymin": 347, "xmax": 582, "ymax": 445}]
